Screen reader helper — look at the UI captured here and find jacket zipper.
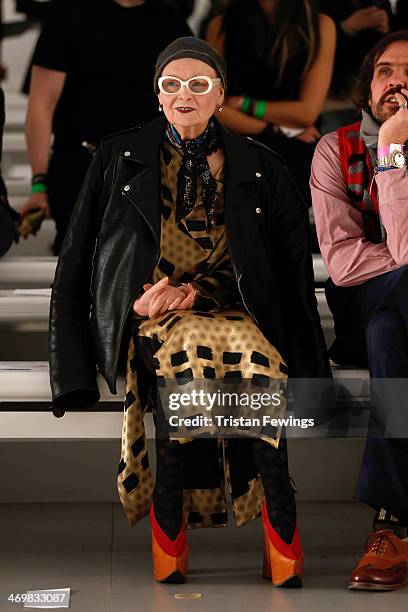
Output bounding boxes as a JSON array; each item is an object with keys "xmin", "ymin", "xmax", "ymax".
[
  {"xmin": 111, "ymin": 194, "xmax": 160, "ymax": 388},
  {"xmin": 237, "ymin": 272, "xmax": 260, "ymax": 327},
  {"xmin": 224, "ymin": 206, "xmax": 260, "ymax": 326},
  {"xmin": 226, "ymin": 225, "xmax": 260, "ymax": 326}
]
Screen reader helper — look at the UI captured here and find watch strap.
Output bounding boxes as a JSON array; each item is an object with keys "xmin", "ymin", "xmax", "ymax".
[
  {"xmin": 377, "ymin": 143, "xmax": 404, "ymax": 158},
  {"xmin": 376, "ymin": 150, "xmax": 407, "ymax": 168}
]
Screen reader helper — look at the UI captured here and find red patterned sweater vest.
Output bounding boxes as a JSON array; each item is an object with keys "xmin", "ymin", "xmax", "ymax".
[{"xmin": 337, "ymin": 121, "xmax": 383, "ymax": 243}]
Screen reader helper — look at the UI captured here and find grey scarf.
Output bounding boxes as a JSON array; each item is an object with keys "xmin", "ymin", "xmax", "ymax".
[{"xmin": 360, "ymin": 109, "xmax": 379, "ymax": 166}]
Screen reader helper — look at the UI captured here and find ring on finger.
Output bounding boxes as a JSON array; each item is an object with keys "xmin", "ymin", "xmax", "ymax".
[{"xmin": 400, "ymin": 102, "xmax": 408, "ymax": 110}]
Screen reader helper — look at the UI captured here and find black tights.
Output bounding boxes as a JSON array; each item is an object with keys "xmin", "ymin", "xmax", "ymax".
[
  {"xmin": 153, "ymin": 437, "xmax": 186, "ymax": 541},
  {"xmin": 136, "ymin": 335, "xmax": 296, "ymax": 544},
  {"xmin": 253, "ymin": 437, "xmax": 296, "ymax": 544},
  {"xmin": 153, "ymin": 436, "xmax": 296, "ymax": 544}
]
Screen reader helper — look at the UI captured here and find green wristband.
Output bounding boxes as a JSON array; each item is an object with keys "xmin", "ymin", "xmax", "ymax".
[
  {"xmin": 240, "ymin": 96, "xmax": 252, "ymax": 114},
  {"xmin": 254, "ymin": 100, "xmax": 267, "ymax": 120},
  {"xmin": 31, "ymin": 182, "xmax": 47, "ymax": 194}
]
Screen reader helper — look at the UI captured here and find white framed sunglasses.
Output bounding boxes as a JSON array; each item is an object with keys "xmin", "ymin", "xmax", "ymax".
[{"xmin": 158, "ymin": 75, "xmax": 222, "ymax": 95}]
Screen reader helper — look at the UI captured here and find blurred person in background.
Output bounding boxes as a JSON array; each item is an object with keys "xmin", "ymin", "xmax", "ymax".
[
  {"xmin": 0, "ymin": 86, "xmax": 19, "ymax": 257},
  {"xmin": 205, "ymin": 0, "xmax": 336, "ymax": 209},
  {"xmin": 15, "ymin": 0, "xmax": 52, "ymax": 94},
  {"xmin": 318, "ymin": 0, "xmax": 392, "ymax": 131},
  {"xmin": 396, "ymin": 0, "xmax": 408, "ymax": 26},
  {"xmin": 21, "ymin": 0, "xmax": 191, "ymax": 255},
  {"xmin": 0, "ymin": 1, "xmax": 52, "ymax": 85},
  {"xmin": 198, "ymin": 0, "xmax": 230, "ymax": 38},
  {"xmin": 15, "ymin": 0, "xmax": 51, "ymax": 20},
  {"xmin": 168, "ymin": 0, "xmax": 195, "ymax": 18}
]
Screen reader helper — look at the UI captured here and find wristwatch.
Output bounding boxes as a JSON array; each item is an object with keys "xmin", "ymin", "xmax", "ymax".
[{"xmin": 376, "ymin": 143, "xmax": 407, "ymax": 168}]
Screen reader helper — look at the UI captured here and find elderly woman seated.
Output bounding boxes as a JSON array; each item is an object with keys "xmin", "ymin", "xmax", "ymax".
[{"xmin": 49, "ymin": 37, "xmax": 330, "ymax": 587}]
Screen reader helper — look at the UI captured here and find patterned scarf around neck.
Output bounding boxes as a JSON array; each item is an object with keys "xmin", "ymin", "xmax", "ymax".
[{"xmin": 165, "ymin": 120, "xmax": 221, "ymax": 230}]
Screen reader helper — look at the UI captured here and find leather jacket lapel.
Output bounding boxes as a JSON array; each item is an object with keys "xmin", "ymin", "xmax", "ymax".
[
  {"xmin": 117, "ymin": 115, "xmax": 167, "ymax": 245},
  {"xmin": 217, "ymin": 120, "xmax": 265, "ymax": 276},
  {"xmin": 115, "ymin": 115, "xmax": 264, "ymax": 277},
  {"xmin": 122, "ymin": 167, "xmax": 161, "ymax": 248}
]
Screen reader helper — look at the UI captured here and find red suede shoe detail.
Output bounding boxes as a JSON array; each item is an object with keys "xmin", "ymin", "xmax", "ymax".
[
  {"xmin": 262, "ymin": 501, "xmax": 302, "ymax": 561},
  {"xmin": 150, "ymin": 504, "xmax": 186, "ymax": 557}
]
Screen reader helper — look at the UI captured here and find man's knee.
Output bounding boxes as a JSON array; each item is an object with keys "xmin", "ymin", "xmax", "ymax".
[
  {"xmin": 393, "ymin": 265, "xmax": 408, "ymax": 302},
  {"xmin": 366, "ymin": 310, "xmax": 404, "ymax": 354}
]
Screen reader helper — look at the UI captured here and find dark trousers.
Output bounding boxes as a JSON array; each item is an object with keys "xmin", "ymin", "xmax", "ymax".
[
  {"xmin": 48, "ymin": 145, "xmax": 94, "ymax": 255},
  {"xmin": 327, "ymin": 266, "xmax": 408, "ymax": 521}
]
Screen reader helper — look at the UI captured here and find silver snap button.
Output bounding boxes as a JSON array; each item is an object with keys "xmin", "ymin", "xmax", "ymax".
[
  {"xmin": 255, "ymin": 172, "xmax": 262, "ymax": 178},
  {"xmin": 256, "ymin": 207, "xmax": 262, "ymax": 214},
  {"xmin": 123, "ymin": 185, "xmax": 130, "ymax": 192},
  {"xmin": 124, "ymin": 151, "xmax": 131, "ymax": 157}
]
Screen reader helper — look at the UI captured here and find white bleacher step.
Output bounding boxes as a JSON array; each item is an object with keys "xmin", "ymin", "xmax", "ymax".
[
  {"xmin": 312, "ymin": 254, "xmax": 328, "ymax": 282},
  {"xmin": 0, "ymin": 258, "xmax": 56, "ymax": 288},
  {"xmin": 4, "ymin": 107, "xmax": 26, "ymax": 132},
  {"xmin": 0, "ymin": 361, "xmax": 125, "ymax": 402},
  {"xmin": 0, "ymin": 287, "xmax": 334, "ymax": 331},
  {"xmin": 0, "ymin": 410, "xmax": 137, "ymax": 440},
  {"xmin": 5, "ymin": 92, "xmax": 28, "ymax": 111},
  {"xmin": 0, "ymin": 361, "xmax": 146, "ymax": 440},
  {"xmin": 7, "ymin": 163, "xmax": 31, "ymax": 180},
  {"xmin": 6, "ymin": 176, "xmax": 30, "ymax": 197},
  {"xmin": 0, "ymin": 289, "xmax": 51, "ymax": 324},
  {"xmin": 3, "ymin": 131, "xmax": 26, "ymax": 153},
  {"xmin": 0, "ymin": 255, "xmax": 329, "ymax": 288},
  {"xmin": 0, "ymin": 361, "xmax": 369, "ymax": 440},
  {"xmin": 5, "ymin": 176, "xmax": 36, "ymax": 215},
  {"xmin": 2, "ymin": 133, "xmax": 29, "ymax": 174},
  {"xmin": 6, "ymin": 222, "xmax": 56, "ymax": 257}
]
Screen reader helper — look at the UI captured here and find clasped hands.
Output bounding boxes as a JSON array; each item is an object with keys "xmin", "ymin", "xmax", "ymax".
[{"xmin": 132, "ymin": 276, "xmax": 196, "ymax": 318}]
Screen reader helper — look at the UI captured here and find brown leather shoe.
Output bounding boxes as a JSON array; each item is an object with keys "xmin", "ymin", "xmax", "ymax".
[{"xmin": 349, "ymin": 529, "xmax": 408, "ymax": 591}]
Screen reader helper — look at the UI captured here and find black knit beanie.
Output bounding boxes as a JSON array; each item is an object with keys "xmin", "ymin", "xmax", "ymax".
[{"xmin": 154, "ymin": 37, "xmax": 227, "ymax": 94}]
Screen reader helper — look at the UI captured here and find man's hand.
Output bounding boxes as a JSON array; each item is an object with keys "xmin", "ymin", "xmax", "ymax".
[
  {"xmin": 20, "ymin": 192, "xmax": 50, "ymax": 218},
  {"xmin": 133, "ymin": 277, "xmax": 196, "ymax": 318},
  {"xmin": 378, "ymin": 89, "xmax": 408, "ymax": 147},
  {"xmin": 341, "ymin": 7, "xmax": 390, "ymax": 35}
]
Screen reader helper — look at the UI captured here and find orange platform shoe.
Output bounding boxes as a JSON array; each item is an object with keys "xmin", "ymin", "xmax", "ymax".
[
  {"xmin": 150, "ymin": 503, "xmax": 188, "ymax": 583},
  {"xmin": 262, "ymin": 501, "xmax": 304, "ymax": 587}
]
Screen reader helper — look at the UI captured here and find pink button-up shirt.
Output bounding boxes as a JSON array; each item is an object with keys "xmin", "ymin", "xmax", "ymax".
[{"xmin": 311, "ymin": 131, "xmax": 408, "ymax": 287}]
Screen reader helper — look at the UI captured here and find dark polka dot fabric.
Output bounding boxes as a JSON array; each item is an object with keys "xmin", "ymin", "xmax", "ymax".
[{"xmin": 117, "ymin": 141, "xmax": 290, "ymax": 529}]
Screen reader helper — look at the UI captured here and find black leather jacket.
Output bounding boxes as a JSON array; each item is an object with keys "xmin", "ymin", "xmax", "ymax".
[{"xmin": 49, "ymin": 115, "xmax": 331, "ymax": 409}]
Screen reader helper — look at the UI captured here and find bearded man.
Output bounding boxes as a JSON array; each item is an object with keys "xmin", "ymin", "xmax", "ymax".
[{"xmin": 311, "ymin": 30, "xmax": 408, "ymax": 591}]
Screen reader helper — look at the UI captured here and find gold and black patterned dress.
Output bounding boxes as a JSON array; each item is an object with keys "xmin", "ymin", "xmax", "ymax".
[{"xmin": 117, "ymin": 140, "xmax": 289, "ymax": 529}]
